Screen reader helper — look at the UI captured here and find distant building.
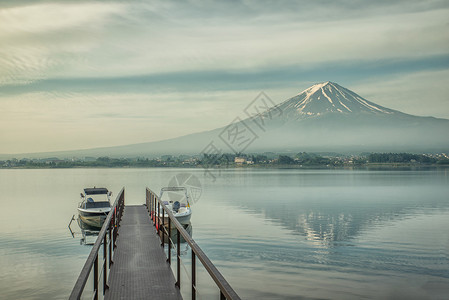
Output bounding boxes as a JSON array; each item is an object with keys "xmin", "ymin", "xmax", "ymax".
[{"xmin": 234, "ymin": 157, "xmax": 246, "ymax": 165}]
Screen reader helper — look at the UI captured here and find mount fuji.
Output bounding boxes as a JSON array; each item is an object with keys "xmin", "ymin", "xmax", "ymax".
[
  {"xmin": 4, "ymin": 82, "xmax": 449, "ymax": 158},
  {"xmin": 245, "ymin": 81, "xmax": 449, "ymax": 152}
]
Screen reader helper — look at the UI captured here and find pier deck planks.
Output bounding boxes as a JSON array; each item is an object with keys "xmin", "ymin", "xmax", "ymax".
[{"xmin": 104, "ymin": 205, "xmax": 182, "ymax": 300}]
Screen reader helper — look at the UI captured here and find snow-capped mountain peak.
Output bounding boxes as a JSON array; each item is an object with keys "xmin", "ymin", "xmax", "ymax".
[{"xmin": 277, "ymin": 82, "xmax": 397, "ymax": 119}]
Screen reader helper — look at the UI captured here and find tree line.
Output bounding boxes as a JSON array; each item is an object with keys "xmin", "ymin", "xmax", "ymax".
[{"xmin": 1, "ymin": 152, "xmax": 448, "ymax": 168}]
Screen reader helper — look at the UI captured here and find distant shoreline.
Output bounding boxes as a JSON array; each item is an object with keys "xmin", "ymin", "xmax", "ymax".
[
  {"xmin": 2, "ymin": 152, "xmax": 448, "ymax": 169},
  {"xmin": 1, "ymin": 163, "xmax": 448, "ymax": 170}
]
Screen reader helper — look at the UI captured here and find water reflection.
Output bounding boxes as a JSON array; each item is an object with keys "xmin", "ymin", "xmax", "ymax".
[
  {"xmin": 68, "ymin": 215, "xmax": 100, "ymax": 246},
  {"xmin": 1, "ymin": 169, "xmax": 447, "ymax": 300},
  {"xmin": 68, "ymin": 213, "xmax": 193, "ymax": 247},
  {"xmin": 159, "ymin": 222, "xmax": 193, "ymax": 245},
  {"xmin": 77, "ymin": 218, "xmax": 100, "ymax": 245},
  {"xmin": 217, "ymin": 170, "xmax": 449, "ymax": 247},
  {"xmin": 256, "ymin": 199, "xmax": 445, "ymax": 247}
]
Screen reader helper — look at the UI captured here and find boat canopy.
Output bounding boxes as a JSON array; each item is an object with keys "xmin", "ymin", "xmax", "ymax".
[
  {"xmin": 160, "ymin": 187, "xmax": 187, "ymax": 193},
  {"xmin": 84, "ymin": 201, "xmax": 111, "ymax": 209},
  {"xmin": 84, "ymin": 188, "xmax": 109, "ymax": 195}
]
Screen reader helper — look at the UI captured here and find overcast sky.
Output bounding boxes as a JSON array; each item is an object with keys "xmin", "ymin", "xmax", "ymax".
[{"xmin": 1, "ymin": 0, "xmax": 448, "ymax": 154}]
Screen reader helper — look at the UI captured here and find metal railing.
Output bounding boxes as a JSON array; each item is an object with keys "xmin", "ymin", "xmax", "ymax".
[
  {"xmin": 146, "ymin": 187, "xmax": 240, "ymax": 300},
  {"xmin": 70, "ymin": 188, "xmax": 125, "ymax": 300}
]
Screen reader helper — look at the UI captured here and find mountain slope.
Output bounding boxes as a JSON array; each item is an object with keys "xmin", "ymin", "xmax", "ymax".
[{"xmin": 3, "ymin": 82, "xmax": 449, "ymax": 159}]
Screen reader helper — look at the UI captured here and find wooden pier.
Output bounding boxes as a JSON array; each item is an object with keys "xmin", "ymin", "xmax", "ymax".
[{"xmin": 70, "ymin": 188, "xmax": 240, "ymax": 300}]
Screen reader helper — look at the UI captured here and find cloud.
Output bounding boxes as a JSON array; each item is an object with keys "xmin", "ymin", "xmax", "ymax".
[
  {"xmin": 1, "ymin": 1, "xmax": 448, "ymax": 84},
  {"xmin": 2, "ymin": 54, "xmax": 448, "ymax": 97},
  {"xmin": 1, "ymin": 0, "xmax": 448, "ymax": 153},
  {"xmin": 0, "ymin": 2, "xmax": 123, "ymax": 34},
  {"xmin": 353, "ymin": 69, "xmax": 449, "ymax": 118},
  {"xmin": 0, "ymin": 2, "xmax": 124, "ymax": 84}
]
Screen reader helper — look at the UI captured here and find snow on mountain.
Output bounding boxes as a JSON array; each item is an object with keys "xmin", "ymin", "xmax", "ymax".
[{"xmin": 271, "ymin": 81, "xmax": 399, "ymax": 120}]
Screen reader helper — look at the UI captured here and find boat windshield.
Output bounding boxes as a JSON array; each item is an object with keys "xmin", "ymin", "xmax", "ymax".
[
  {"xmin": 86, "ymin": 193, "xmax": 109, "ymax": 202},
  {"xmin": 160, "ymin": 187, "xmax": 189, "ymax": 204},
  {"xmin": 160, "ymin": 193, "xmax": 189, "ymax": 210}
]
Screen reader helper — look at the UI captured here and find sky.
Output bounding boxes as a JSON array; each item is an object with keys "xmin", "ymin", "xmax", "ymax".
[{"xmin": 1, "ymin": 0, "xmax": 448, "ymax": 154}]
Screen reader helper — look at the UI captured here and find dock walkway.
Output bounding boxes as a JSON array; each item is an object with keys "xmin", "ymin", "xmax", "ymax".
[{"xmin": 104, "ymin": 205, "xmax": 182, "ymax": 300}]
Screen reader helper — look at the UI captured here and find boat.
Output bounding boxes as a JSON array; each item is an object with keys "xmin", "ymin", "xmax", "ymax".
[
  {"xmin": 77, "ymin": 187, "xmax": 112, "ymax": 228},
  {"xmin": 159, "ymin": 187, "xmax": 192, "ymax": 225}
]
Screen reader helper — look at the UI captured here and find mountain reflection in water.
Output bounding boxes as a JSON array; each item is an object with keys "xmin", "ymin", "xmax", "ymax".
[{"xmin": 215, "ymin": 169, "xmax": 449, "ymax": 246}]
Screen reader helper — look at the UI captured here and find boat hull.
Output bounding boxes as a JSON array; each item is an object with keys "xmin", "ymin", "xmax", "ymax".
[
  {"xmin": 163, "ymin": 213, "xmax": 191, "ymax": 225},
  {"xmin": 78, "ymin": 210, "xmax": 109, "ymax": 228},
  {"xmin": 162, "ymin": 209, "xmax": 192, "ymax": 226}
]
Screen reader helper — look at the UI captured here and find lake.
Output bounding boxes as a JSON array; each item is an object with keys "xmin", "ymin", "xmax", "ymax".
[{"xmin": 0, "ymin": 168, "xmax": 448, "ymax": 299}]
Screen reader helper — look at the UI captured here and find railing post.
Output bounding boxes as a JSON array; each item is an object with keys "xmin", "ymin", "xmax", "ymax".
[
  {"xmin": 192, "ymin": 251, "xmax": 196, "ymax": 300},
  {"xmin": 167, "ymin": 218, "xmax": 171, "ymax": 264},
  {"xmin": 93, "ymin": 255, "xmax": 99, "ymax": 300},
  {"xmin": 157, "ymin": 202, "xmax": 160, "ymax": 235},
  {"xmin": 154, "ymin": 194, "xmax": 156, "ymax": 223},
  {"xmin": 151, "ymin": 193, "xmax": 154, "ymax": 221},
  {"xmin": 151, "ymin": 193, "xmax": 154, "ymax": 222},
  {"xmin": 113, "ymin": 209, "xmax": 117, "ymax": 249},
  {"xmin": 120, "ymin": 192, "xmax": 124, "ymax": 219},
  {"xmin": 103, "ymin": 233, "xmax": 108, "ymax": 293},
  {"xmin": 109, "ymin": 224, "xmax": 113, "ymax": 266},
  {"xmin": 161, "ymin": 203, "xmax": 165, "ymax": 247},
  {"xmin": 150, "ymin": 193, "xmax": 153, "ymax": 223},
  {"xmin": 176, "ymin": 228, "xmax": 181, "ymax": 288}
]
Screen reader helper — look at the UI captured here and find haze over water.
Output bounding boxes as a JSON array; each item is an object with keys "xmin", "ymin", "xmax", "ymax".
[{"xmin": 1, "ymin": 168, "xmax": 448, "ymax": 299}]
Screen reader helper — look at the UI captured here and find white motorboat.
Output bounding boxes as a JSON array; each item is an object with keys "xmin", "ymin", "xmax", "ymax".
[
  {"xmin": 77, "ymin": 187, "xmax": 112, "ymax": 228},
  {"xmin": 159, "ymin": 187, "xmax": 192, "ymax": 225}
]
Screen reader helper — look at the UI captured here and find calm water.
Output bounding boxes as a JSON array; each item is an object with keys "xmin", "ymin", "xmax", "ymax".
[{"xmin": 0, "ymin": 168, "xmax": 448, "ymax": 299}]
